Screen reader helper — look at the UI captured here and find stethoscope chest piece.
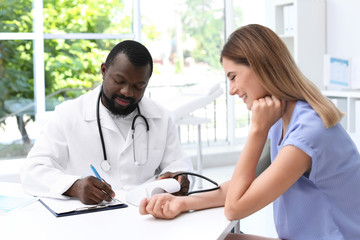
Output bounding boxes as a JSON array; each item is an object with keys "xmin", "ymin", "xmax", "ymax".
[{"xmin": 101, "ymin": 160, "xmax": 111, "ymax": 172}]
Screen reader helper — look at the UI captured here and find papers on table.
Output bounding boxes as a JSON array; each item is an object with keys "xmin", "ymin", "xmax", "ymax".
[{"xmin": 0, "ymin": 195, "xmax": 38, "ymax": 214}]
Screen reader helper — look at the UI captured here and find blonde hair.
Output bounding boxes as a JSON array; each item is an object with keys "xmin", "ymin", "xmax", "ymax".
[{"xmin": 220, "ymin": 24, "xmax": 343, "ymax": 128}]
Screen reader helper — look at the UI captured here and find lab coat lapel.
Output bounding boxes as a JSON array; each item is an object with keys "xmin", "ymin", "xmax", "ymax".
[
  {"xmin": 99, "ymin": 106, "xmax": 121, "ymax": 133},
  {"xmin": 121, "ymin": 113, "xmax": 147, "ymax": 152},
  {"xmin": 122, "ymin": 128, "xmax": 133, "ymax": 152},
  {"xmin": 84, "ymin": 85, "xmax": 120, "ymax": 134},
  {"xmin": 120, "ymin": 97, "xmax": 162, "ymax": 152}
]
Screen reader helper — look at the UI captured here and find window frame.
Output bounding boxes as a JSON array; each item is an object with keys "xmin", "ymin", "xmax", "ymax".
[{"xmin": 0, "ymin": 0, "xmax": 240, "ymax": 147}]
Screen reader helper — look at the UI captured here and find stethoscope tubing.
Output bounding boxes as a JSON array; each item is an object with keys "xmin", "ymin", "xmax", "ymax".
[
  {"xmin": 97, "ymin": 89, "xmax": 219, "ymax": 195},
  {"xmin": 97, "ymin": 87, "xmax": 150, "ymax": 170},
  {"xmin": 172, "ymin": 171, "xmax": 220, "ymax": 195},
  {"xmin": 97, "ymin": 90, "xmax": 108, "ymax": 161}
]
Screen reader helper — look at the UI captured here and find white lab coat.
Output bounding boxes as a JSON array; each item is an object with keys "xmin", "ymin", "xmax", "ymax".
[{"xmin": 20, "ymin": 86, "xmax": 193, "ymax": 199}]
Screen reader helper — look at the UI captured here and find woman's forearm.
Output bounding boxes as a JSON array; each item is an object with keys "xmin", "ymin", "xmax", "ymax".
[
  {"xmin": 182, "ymin": 181, "xmax": 229, "ymax": 212},
  {"xmin": 225, "ymin": 128, "xmax": 268, "ymax": 219}
]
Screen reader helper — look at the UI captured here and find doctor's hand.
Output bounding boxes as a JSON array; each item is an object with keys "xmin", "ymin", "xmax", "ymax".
[
  {"xmin": 157, "ymin": 172, "xmax": 189, "ymax": 196},
  {"xmin": 63, "ymin": 176, "xmax": 115, "ymax": 205},
  {"xmin": 139, "ymin": 193, "xmax": 185, "ymax": 219}
]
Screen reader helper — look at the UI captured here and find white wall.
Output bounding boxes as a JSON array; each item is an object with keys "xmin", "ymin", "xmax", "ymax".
[
  {"xmin": 326, "ymin": 0, "xmax": 360, "ymax": 57},
  {"xmin": 238, "ymin": 0, "xmax": 266, "ymax": 25}
]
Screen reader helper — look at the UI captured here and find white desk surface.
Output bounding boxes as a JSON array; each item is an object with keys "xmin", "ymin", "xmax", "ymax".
[{"xmin": 0, "ymin": 182, "xmax": 238, "ymax": 240}]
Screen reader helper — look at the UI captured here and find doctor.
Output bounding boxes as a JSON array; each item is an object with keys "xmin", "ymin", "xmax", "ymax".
[{"xmin": 21, "ymin": 40, "xmax": 193, "ymax": 204}]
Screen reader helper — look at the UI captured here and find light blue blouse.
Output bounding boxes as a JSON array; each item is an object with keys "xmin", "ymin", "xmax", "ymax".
[{"xmin": 268, "ymin": 100, "xmax": 360, "ymax": 240}]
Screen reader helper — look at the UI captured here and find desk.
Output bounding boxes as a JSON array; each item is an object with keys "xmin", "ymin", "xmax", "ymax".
[{"xmin": 0, "ymin": 182, "xmax": 239, "ymax": 240}]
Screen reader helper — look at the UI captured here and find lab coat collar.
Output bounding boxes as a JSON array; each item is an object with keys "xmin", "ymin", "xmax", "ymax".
[
  {"xmin": 137, "ymin": 96, "xmax": 163, "ymax": 119},
  {"xmin": 84, "ymin": 85, "xmax": 118, "ymax": 133},
  {"xmin": 84, "ymin": 85, "xmax": 102, "ymax": 122}
]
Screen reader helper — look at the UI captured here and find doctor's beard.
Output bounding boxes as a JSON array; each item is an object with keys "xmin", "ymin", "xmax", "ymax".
[{"xmin": 101, "ymin": 90, "xmax": 138, "ymax": 117}]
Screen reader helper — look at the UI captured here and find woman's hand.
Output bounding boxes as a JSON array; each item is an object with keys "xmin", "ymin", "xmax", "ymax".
[
  {"xmin": 139, "ymin": 193, "xmax": 185, "ymax": 219},
  {"xmin": 250, "ymin": 95, "xmax": 286, "ymax": 133}
]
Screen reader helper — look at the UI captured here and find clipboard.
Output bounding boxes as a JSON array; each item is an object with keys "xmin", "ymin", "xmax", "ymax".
[{"xmin": 39, "ymin": 197, "xmax": 127, "ymax": 217}]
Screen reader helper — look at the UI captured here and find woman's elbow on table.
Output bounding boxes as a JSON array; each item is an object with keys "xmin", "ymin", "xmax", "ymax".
[
  {"xmin": 224, "ymin": 204, "xmax": 239, "ymax": 221},
  {"xmin": 224, "ymin": 202, "xmax": 249, "ymax": 221}
]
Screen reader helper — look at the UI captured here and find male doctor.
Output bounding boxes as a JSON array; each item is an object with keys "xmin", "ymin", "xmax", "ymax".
[{"xmin": 20, "ymin": 40, "xmax": 193, "ymax": 204}]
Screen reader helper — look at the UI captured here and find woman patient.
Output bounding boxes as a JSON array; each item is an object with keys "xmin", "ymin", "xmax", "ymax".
[{"xmin": 139, "ymin": 24, "xmax": 360, "ymax": 240}]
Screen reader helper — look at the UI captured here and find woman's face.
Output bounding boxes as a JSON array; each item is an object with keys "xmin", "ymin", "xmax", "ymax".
[{"xmin": 222, "ymin": 57, "xmax": 269, "ymax": 110}]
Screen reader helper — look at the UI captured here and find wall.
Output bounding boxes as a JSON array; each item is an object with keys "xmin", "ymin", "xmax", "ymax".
[
  {"xmin": 326, "ymin": 0, "xmax": 360, "ymax": 57},
  {"xmin": 326, "ymin": 0, "xmax": 360, "ymax": 130},
  {"xmin": 238, "ymin": 0, "xmax": 266, "ymax": 25}
]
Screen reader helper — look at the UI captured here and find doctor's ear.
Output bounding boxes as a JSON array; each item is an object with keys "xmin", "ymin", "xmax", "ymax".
[{"xmin": 100, "ymin": 63, "xmax": 107, "ymax": 76}]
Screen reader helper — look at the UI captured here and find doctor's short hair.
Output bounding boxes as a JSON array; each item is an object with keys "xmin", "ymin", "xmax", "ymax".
[{"xmin": 105, "ymin": 40, "xmax": 153, "ymax": 77}]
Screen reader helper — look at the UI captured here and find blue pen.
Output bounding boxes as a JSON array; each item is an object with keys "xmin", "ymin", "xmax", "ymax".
[
  {"xmin": 90, "ymin": 164, "xmax": 103, "ymax": 181},
  {"xmin": 90, "ymin": 164, "xmax": 120, "ymax": 202}
]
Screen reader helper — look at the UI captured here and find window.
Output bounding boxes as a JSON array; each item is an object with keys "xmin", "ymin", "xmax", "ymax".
[
  {"xmin": 0, "ymin": 0, "xmax": 134, "ymax": 159},
  {"xmin": 0, "ymin": 0, "xmax": 33, "ymax": 33},
  {"xmin": 0, "ymin": 0, "xmax": 255, "ymax": 160},
  {"xmin": 141, "ymin": 0, "xmax": 228, "ymax": 146}
]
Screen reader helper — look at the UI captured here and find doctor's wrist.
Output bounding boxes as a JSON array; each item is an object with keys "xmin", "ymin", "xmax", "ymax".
[{"xmin": 63, "ymin": 179, "xmax": 80, "ymax": 198}]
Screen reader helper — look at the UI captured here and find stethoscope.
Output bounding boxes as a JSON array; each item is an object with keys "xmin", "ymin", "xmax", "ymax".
[
  {"xmin": 172, "ymin": 172, "xmax": 220, "ymax": 195},
  {"xmin": 97, "ymin": 88, "xmax": 149, "ymax": 172},
  {"xmin": 96, "ymin": 89, "xmax": 220, "ymax": 195}
]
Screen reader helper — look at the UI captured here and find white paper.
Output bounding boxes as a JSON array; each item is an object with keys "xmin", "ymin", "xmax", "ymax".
[{"xmin": 0, "ymin": 195, "xmax": 38, "ymax": 214}]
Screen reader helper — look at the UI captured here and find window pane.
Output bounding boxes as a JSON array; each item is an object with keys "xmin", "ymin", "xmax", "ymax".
[
  {"xmin": 0, "ymin": 40, "xmax": 34, "ymax": 159},
  {"xmin": 43, "ymin": 0, "xmax": 132, "ymax": 34},
  {"xmin": 141, "ymin": 0, "xmax": 227, "ymax": 146},
  {"xmin": 0, "ymin": 0, "xmax": 33, "ymax": 33},
  {"xmin": 43, "ymin": 39, "xmax": 126, "ymax": 106},
  {"xmin": 234, "ymin": 98, "xmax": 250, "ymax": 138},
  {"xmin": 231, "ymin": 0, "xmax": 266, "ymax": 139}
]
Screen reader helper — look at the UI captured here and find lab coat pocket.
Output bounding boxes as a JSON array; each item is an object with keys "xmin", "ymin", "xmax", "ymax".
[
  {"xmin": 132, "ymin": 127, "xmax": 149, "ymax": 166},
  {"xmin": 134, "ymin": 147, "xmax": 163, "ymax": 167},
  {"xmin": 132, "ymin": 123, "xmax": 163, "ymax": 166}
]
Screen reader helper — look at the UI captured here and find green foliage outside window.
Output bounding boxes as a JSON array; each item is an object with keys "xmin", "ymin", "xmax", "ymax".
[
  {"xmin": 182, "ymin": 0, "xmax": 224, "ymax": 70},
  {"xmin": 0, "ymin": 0, "xmax": 241, "ymax": 159},
  {"xmin": 0, "ymin": 0, "xmax": 130, "ymax": 126}
]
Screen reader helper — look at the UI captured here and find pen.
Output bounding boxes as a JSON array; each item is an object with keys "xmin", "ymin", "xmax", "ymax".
[
  {"xmin": 90, "ymin": 164, "xmax": 103, "ymax": 181},
  {"xmin": 89, "ymin": 164, "xmax": 120, "ymax": 202}
]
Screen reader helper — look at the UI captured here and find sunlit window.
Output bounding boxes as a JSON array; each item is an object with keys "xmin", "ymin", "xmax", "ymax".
[
  {"xmin": 141, "ymin": 0, "xmax": 227, "ymax": 146},
  {"xmin": 42, "ymin": 0, "xmax": 132, "ymax": 34},
  {"xmin": 0, "ymin": 39, "xmax": 34, "ymax": 159},
  {"xmin": 0, "ymin": 0, "xmax": 255, "ymax": 160},
  {"xmin": 0, "ymin": 0, "xmax": 33, "ymax": 33}
]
